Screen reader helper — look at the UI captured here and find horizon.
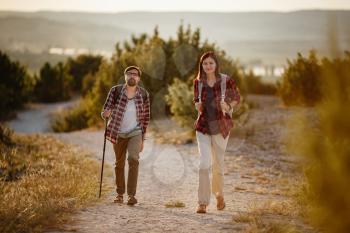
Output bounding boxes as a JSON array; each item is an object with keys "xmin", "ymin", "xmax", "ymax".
[
  {"xmin": 1, "ymin": 9, "xmax": 350, "ymax": 14},
  {"xmin": 1, "ymin": 0, "xmax": 350, "ymax": 13}
]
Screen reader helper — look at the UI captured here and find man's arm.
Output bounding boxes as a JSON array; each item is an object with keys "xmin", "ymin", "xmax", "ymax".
[
  {"xmin": 142, "ymin": 91, "xmax": 151, "ymax": 140},
  {"xmin": 101, "ymin": 86, "xmax": 115, "ymax": 119}
]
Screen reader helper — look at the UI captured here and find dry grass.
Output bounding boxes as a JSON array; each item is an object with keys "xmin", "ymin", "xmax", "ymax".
[
  {"xmin": 232, "ymin": 175, "xmax": 312, "ymax": 233},
  {"xmin": 233, "ymin": 212, "xmax": 299, "ymax": 233},
  {"xmin": 164, "ymin": 200, "xmax": 186, "ymax": 208},
  {"xmin": 0, "ymin": 133, "xmax": 111, "ymax": 233},
  {"xmin": 233, "ymin": 200, "xmax": 302, "ymax": 233}
]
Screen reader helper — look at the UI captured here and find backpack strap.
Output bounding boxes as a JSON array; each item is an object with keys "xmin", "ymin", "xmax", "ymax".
[
  {"xmin": 220, "ymin": 73, "xmax": 227, "ymax": 102},
  {"xmin": 113, "ymin": 85, "xmax": 123, "ymax": 103},
  {"xmin": 198, "ymin": 80, "xmax": 203, "ymax": 103},
  {"xmin": 220, "ymin": 74, "xmax": 234, "ymax": 116},
  {"xmin": 137, "ymin": 86, "xmax": 149, "ymax": 103}
]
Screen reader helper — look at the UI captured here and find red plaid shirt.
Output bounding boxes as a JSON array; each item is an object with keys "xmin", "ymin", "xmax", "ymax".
[
  {"xmin": 193, "ymin": 74, "xmax": 240, "ymax": 138},
  {"xmin": 102, "ymin": 84, "xmax": 150, "ymax": 144}
]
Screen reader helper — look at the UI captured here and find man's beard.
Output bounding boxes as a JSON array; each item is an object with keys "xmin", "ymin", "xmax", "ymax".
[{"xmin": 127, "ymin": 78, "xmax": 137, "ymax": 86}]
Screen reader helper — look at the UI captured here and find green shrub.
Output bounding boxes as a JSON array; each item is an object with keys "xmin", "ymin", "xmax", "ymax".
[
  {"xmin": 165, "ymin": 78, "xmax": 197, "ymax": 128},
  {"xmin": 65, "ymin": 54, "xmax": 103, "ymax": 93},
  {"xmin": 277, "ymin": 51, "xmax": 322, "ymax": 106},
  {"xmin": 33, "ymin": 62, "xmax": 71, "ymax": 102},
  {"xmin": 51, "ymin": 103, "xmax": 89, "ymax": 132},
  {"xmin": 82, "ymin": 72, "xmax": 96, "ymax": 96},
  {"xmin": 0, "ymin": 51, "xmax": 33, "ymax": 120}
]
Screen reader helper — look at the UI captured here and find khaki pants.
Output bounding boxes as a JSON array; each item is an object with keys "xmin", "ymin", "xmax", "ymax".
[
  {"xmin": 196, "ymin": 131, "xmax": 229, "ymax": 205},
  {"xmin": 113, "ymin": 134, "xmax": 142, "ymax": 197}
]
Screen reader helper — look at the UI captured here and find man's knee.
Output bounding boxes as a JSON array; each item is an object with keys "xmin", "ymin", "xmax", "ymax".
[
  {"xmin": 115, "ymin": 160, "xmax": 125, "ymax": 168},
  {"xmin": 128, "ymin": 155, "xmax": 139, "ymax": 166}
]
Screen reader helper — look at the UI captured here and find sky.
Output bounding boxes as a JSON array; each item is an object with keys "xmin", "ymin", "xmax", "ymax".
[{"xmin": 0, "ymin": 0, "xmax": 350, "ymax": 12}]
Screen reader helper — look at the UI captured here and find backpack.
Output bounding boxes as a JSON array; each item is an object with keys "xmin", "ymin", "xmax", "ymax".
[{"xmin": 197, "ymin": 73, "xmax": 234, "ymax": 116}]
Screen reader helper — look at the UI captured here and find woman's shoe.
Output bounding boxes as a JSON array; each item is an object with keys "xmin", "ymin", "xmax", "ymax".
[
  {"xmin": 196, "ymin": 204, "xmax": 207, "ymax": 214},
  {"xmin": 216, "ymin": 196, "xmax": 225, "ymax": 210}
]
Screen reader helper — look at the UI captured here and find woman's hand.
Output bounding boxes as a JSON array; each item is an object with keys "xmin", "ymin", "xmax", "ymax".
[
  {"xmin": 195, "ymin": 102, "xmax": 203, "ymax": 113},
  {"xmin": 220, "ymin": 101, "xmax": 231, "ymax": 113}
]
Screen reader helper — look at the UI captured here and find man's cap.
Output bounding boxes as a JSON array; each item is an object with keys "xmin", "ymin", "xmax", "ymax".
[{"xmin": 124, "ymin": 66, "xmax": 142, "ymax": 76}]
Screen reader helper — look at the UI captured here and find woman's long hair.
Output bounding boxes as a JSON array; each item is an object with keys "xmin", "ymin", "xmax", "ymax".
[{"xmin": 196, "ymin": 51, "xmax": 220, "ymax": 80}]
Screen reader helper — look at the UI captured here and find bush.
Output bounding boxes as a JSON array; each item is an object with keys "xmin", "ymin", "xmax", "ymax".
[
  {"xmin": 0, "ymin": 51, "xmax": 33, "ymax": 120},
  {"xmin": 65, "ymin": 54, "xmax": 103, "ymax": 94},
  {"xmin": 0, "ymin": 124, "xmax": 13, "ymax": 147},
  {"xmin": 289, "ymin": 52, "xmax": 350, "ymax": 232},
  {"xmin": 33, "ymin": 62, "xmax": 71, "ymax": 102},
  {"xmin": 165, "ymin": 78, "xmax": 197, "ymax": 128},
  {"xmin": 277, "ymin": 51, "xmax": 322, "ymax": 106},
  {"xmin": 51, "ymin": 103, "xmax": 89, "ymax": 132},
  {"xmin": 242, "ymin": 71, "xmax": 277, "ymax": 95}
]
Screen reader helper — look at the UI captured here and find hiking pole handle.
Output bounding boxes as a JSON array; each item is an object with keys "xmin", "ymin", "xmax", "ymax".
[{"xmin": 98, "ymin": 119, "xmax": 108, "ymax": 198}]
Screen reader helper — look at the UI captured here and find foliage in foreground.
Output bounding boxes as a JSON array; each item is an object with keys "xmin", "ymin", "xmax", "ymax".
[
  {"xmin": 288, "ymin": 52, "xmax": 350, "ymax": 232},
  {"xmin": 0, "ymin": 124, "xmax": 107, "ymax": 233}
]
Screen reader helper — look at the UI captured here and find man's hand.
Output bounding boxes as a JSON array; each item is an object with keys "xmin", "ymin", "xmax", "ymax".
[
  {"xmin": 195, "ymin": 102, "xmax": 203, "ymax": 113},
  {"xmin": 102, "ymin": 109, "xmax": 111, "ymax": 119}
]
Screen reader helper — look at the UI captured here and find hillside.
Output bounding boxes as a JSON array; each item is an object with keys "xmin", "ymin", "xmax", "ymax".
[{"xmin": 1, "ymin": 10, "xmax": 349, "ymax": 69}]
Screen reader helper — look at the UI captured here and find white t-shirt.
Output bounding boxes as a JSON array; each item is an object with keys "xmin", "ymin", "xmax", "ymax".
[{"xmin": 119, "ymin": 98, "xmax": 139, "ymax": 133}]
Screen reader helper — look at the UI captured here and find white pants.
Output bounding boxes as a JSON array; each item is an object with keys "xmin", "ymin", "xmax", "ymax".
[{"xmin": 196, "ymin": 131, "xmax": 229, "ymax": 205}]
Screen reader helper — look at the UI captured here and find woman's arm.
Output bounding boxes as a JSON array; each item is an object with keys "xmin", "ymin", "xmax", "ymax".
[
  {"xmin": 225, "ymin": 78, "xmax": 240, "ymax": 109},
  {"xmin": 193, "ymin": 79, "xmax": 203, "ymax": 112}
]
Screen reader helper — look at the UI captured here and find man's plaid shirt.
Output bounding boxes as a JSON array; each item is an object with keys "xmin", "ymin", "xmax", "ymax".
[
  {"xmin": 102, "ymin": 84, "xmax": 150, "ymax": 144},
  {"xmin": 193, "ymin": 74, "xmax": 240, "ymax": 139}
]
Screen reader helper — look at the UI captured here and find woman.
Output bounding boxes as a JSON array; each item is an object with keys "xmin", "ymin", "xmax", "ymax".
[{"xmin": 193, "ymin": 51, "xmax": 240, "ymax": 214}]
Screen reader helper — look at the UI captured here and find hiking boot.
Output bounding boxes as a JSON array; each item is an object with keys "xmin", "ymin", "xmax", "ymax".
[
  {"xmin": 113, "ymin": 195, "xmax": 123, "ymax": 204},
  {"xmin": 196, "ymin": 204, "xmax": 207, "ymax": 214},
  {"xmin": 216, "ymin": 195, "xmax": 225, "ymax": 210},
  {"xmin": 127, "ymin": 196, "xmax": 138, "ymax": 205}
]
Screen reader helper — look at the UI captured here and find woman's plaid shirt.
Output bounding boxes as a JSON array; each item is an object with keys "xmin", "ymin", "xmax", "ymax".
[
  {"xmin": 193, "ymin": 74, "xmax": 240, "ymax": 139},
  {"xmin": 102, "ymin": 84, "xmax": 150, "ymax": 144}
]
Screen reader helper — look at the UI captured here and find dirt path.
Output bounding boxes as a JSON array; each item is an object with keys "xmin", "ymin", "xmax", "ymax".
[
  {"xmin": 52, "ymin": 130, "xmax": 248, "ymax": 232},
  {"xmin": 8, "ymin": 95, "xmax": 312, "ymax": 232},
  {"xmin": 7, "ymin": 99, "xmax": 78, "ymax": 133}
]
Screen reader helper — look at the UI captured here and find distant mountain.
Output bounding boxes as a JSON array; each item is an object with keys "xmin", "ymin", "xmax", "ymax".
[{"xmin": 1, "ymin": 10, "xmax": 349, "ymax": 69}]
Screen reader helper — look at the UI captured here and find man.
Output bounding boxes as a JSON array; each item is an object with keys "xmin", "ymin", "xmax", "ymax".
[{"xmin": 101, "ymin": 66, "xmax": 150, "ymax": 205}]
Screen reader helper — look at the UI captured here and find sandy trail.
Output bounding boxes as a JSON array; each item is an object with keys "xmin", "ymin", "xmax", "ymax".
[
  {"xmin": 51, "ymin": 129, "xmax": 250, "ymax": 232},
  {"xmin": 7, "ymin": 99, "xmax": 78, "ymax": 133},
  {"xmin": 8, "ymin": 95, "xmax": 312, "ymax": 233}
]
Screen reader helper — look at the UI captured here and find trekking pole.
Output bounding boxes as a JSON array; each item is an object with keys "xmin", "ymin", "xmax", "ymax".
[{"xmin": 98, "ymin": 119, "xmax": 108, "ymax": 198}]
